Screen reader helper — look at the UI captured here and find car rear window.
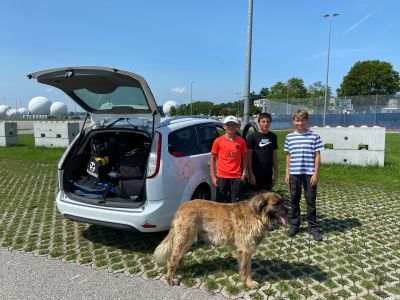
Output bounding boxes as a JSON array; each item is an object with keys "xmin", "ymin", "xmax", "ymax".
[
  {"xmin": 168, "ymin": 127, "xmax": 199, "ymax": 157},
  {"xmin": 197, "ymin": 125, "xmax": 219, "ymax": 154},
  {"xmin": 74, "ymin": 86, "xmax": 150, "ymax": 112},
  {"xmin": 168, "ymin": 124, "xmax": 220, "ymax": 157}
]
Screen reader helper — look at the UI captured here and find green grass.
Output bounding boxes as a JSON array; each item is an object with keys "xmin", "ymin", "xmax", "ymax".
[
  {"xmin": 274, "ymin": 131, "xmax": 400, "ymax": 190},
  {"xmin": 0, "ymin": 133, "xmax": 400, "ymax": 298},
  {"xmin": 4, "ymin": 132, "xmax": 399, "ymax": 189},
  {"xmin": 0, "ymin": 134, "xmax": 64, "ymax": 164}
]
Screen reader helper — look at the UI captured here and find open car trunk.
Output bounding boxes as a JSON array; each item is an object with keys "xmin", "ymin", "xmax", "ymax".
[{"xmin": 63, "ymin": 128, "xmax": 151, "ymax": 209}]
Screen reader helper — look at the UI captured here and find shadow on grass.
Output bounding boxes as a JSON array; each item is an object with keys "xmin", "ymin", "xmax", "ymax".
[
  {"xmin": 318, "ymin": 217, "xmax": 362, "ymax": 233},
  {"xmin": 180, "ymin": 257, "xmax": 328, "ymax": 283},
  {"xmin": 82, "ymin": 225, "xmax": 168, "ymax": 254}
]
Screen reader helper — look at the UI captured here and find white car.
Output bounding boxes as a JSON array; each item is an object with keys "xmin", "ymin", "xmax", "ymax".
[{"xmin": 29, "ymin": 66, "xmax": 222, "ymax": 232}]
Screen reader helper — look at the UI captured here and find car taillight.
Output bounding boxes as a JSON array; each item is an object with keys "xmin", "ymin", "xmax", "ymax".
[{"xmin": 146, "ymin": 131, "xmax": 161, "ymax": 178}]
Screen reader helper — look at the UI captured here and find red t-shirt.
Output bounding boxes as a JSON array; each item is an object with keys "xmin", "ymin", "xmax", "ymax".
[{"xmin": 211, "ymin": 135, "xmax": 247, "ymax": 178}]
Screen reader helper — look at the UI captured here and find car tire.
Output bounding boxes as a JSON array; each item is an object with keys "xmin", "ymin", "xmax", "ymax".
[{"xmin": 191, "ymin": 184, "xmax": 211, "ymax": 200}]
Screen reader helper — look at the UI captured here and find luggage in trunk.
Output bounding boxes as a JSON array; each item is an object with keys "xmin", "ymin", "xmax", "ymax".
[{"xmin": 65, "ymin": 129, "xmax": 150, "ymax": 206}]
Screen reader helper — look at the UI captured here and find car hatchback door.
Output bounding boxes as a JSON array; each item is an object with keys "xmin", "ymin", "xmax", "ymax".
[{"xmin": 28, "ymin": 66, "xmax": 160, "ymax": 127}]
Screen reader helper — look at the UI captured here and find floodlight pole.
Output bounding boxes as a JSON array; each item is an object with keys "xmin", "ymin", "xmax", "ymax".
[
  {"xmin": 323, "ymin": 13, "xmax": 339, "ymax": 127},
  {"xmin": 243, "ymin": 0, "xmax": 253, "ymax": 125}
]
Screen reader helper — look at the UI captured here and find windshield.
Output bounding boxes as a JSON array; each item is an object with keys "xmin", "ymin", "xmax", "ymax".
[{"xmin": 74, "ymin": 86, "xmax": 151, "ymax": 112}]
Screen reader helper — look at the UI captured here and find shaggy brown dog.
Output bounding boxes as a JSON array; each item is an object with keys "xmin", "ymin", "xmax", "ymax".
[{"xmin": 153, "ymin": 192, "xmax": 288, "ymax": 289}]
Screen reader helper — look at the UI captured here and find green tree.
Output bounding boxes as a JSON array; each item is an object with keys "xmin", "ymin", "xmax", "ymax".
[
  {"xmin": 191, "ymin": 101, "xmax": 215, "ymax": 115},
  {"xmin": 175, "ymin": 104, "xmax": 190, "ymax": 115},
  {"xmin": 269, "ymin": 81, "xmax": 287, "ymax": 99},
  {"xmin": 287, "ymin": 77, "xmax": 308, "ymax": 99},
  {"xmin": 337, "ymin": 60, "xmax": 400, "ymax": 96},
  {"xmin": 268, "ymin": 78, "xmax": 307, "ymax": 100},
  {"xmin": 219, "ymin": 107, "xmax": 231, "ymax": 116},
  {"xmin": 307, "ymin": 81, "xmax": 331, "ymax": 97},
  {"xmin": 249, "ymin": 104, "xmax": 262, "ymax": 116},
  {"xmin": 259, "ymin": 87, "xmax": 269, "ymax": 98},
  {"xmin": 169, "ymin": 106, "xmax": 177, "ymax": 116}
]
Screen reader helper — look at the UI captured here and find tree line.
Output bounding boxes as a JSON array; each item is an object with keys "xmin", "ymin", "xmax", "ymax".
[{"xmin": 170, "ymin": 60, "xmax": 400, "ymax": 117}]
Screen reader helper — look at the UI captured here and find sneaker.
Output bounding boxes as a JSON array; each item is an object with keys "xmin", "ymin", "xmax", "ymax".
[
  {"xmin": 287, "ymin": 227, "xmax": 299, "ymax": 237},
  {"xmin": 309, "ymin": 228, "xmax": 322, "ymax": 241}
]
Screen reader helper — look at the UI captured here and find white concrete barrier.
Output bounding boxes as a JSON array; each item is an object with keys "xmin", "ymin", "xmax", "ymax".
[
  {"xmin": 311, "ymin": 126, "xmax": 385, "ymax": 166},
  {"xmin": 0, "ymin": 122, "xmax": 19, "ymax": 146},
  {"xmin": 34, "ymin": 121, "xmax": 80, "ymax": 147}
]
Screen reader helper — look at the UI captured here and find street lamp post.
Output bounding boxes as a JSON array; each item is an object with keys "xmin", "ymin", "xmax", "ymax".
[
  {"xmin": 190, "ymin": 80, "xmax": 195, "ymax": 115},
  {"xmin": 243, "ymin": 0, "xmax": 253, "ymax": 125},
  {"xmin": 323, "ymin": 13, "xmax": 339, "ymax": 127}
]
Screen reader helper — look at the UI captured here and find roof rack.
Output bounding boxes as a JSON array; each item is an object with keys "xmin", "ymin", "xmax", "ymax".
[{"xmin": 159, "ymin": 115, "xmax": 221, "ymax": 127}]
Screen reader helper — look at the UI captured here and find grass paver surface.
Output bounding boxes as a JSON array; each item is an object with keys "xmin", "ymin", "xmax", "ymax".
[{"xmin": 0, "ymin": 133, "xmax": 399, "ymax": 299}]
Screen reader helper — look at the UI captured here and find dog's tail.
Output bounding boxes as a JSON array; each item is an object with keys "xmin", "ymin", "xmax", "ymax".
[{"xmin": 153, "ymin": 228, "xmax": 175, "ymax": 263}]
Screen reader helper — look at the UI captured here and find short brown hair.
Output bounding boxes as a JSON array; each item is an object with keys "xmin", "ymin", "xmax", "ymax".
[
  {"xmin": 258, "ymin": 112, "xmax": 272, "ymax": 123},
  {"xmin": 292, "ymin": 109, "xmax": 309, "ymax": 120}
]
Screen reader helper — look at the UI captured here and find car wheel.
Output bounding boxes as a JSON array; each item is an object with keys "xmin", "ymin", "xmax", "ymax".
[{"xmin": 191, "ymin": 184, "xmax": 211, "ymax": 200}]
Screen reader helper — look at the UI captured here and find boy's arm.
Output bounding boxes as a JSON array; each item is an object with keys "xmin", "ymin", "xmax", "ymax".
[
  {"xmin": 310, "ymin": 151, "xmax": 321, "ymax": 186},
  {"xmin": 285, "ymin": 152, "xmax": 290, "ymax": 185},
  {"xmin": 210, "ymin": 153, "xmax": 218, "ymax": 186},
  {"xmin": 247, "ymin": 149, "xmax": 256, "ymax": 184},
  {"xmin": 241, "ymin": 153, "xmax": 248, "ymax": 182},
  {"xmin": 273, "ymin": 149, "xmax": 279, "ymax": 182}
]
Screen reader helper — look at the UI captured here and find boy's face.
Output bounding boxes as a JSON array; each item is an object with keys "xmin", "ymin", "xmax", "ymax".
[
  {"xmin": 293, "ymin": 117, "xmax": 308, "ymax": 132},
  {"xmin": 223, "ymin": 122, "xmax": 238, "ymax": 135},
  {"xmin": 258, "ymin": 117, "xmax": 271, "ymax": 132}
]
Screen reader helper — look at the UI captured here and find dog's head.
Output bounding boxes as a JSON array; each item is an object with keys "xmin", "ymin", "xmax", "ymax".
[{"xmin": 250, "ymin": 192, "xmax": 289, "ymax": 228}]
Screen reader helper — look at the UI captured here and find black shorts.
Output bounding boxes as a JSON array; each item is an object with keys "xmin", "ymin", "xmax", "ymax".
[
  {"xmin": 215, "ymin": 177, "xmax": 242, "ymax": 203},
  {"xmin": 251, "ymin": 167, "xmax": 273, "ymax": 191}
]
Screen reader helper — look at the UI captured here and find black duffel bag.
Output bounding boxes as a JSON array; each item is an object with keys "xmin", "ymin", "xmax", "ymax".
[
  {"xmin": 117, "ymin": 148, "xmax": 148, "ymax": 179},
  {"xmin": 118, "ymin": 179, "xmax": 143, "ymax": 201}
]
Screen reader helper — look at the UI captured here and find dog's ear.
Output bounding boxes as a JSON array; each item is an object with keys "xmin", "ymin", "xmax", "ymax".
[{"xmin": 250, "ymin": 194, "xmax": 268, "ymax": 215}]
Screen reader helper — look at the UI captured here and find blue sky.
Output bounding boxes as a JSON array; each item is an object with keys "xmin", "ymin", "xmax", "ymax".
[{"xmin": 0, "ymin": 0, "xmax": 399, "ymax": 111}]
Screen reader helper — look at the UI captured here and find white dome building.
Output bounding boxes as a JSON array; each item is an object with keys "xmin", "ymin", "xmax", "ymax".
[
  {"xmin": 5, "ymin": 108, "xmax": 21, "ymax": 118},
  {"xmin": 28, "ymin": 96, "xmax": 52, "ymax": 115},
  {"xmin": 0, "ymin": 105, "xmax": 10, "ymax": 117},
  {"xmin": 50, "ymin": 102, "xmax": 68, "ymax": 116},
  {"xmin": 163, "ymin": 100, "xmax": 179, "ymax": 115},
  {"xmin": 17, "ymin": 108, "xmax": 29, "ymax": 116}
]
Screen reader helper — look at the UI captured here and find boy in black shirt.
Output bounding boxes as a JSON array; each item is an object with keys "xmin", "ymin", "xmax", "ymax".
[{"xmin": 246, "ymin": 112, "xmax": 278, "ymax": 191}]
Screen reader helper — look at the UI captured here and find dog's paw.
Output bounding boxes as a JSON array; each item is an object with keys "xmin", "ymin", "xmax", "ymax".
[
  {"xmin": 167, "ymin": 277, "xmax": 180, "ymax": 286},
  {"xmin": 246, "ymin": 280, "xmax": 259, "ymax": 289}
]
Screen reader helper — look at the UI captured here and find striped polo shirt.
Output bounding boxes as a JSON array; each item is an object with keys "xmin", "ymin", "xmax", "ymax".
[{"xmin": 284, "ymin": 131, "xmax": 324, "ymax": 175}]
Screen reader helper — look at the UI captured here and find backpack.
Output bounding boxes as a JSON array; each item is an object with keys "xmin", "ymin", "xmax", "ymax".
[{"xmin": 86, "ymin": 156, "xmax": 111, "ymax": 181}]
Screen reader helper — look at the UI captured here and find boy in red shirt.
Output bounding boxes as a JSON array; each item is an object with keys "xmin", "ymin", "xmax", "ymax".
[{"xmin": 210, "ymin": 115, "xmax": 248, "ymax": 203}]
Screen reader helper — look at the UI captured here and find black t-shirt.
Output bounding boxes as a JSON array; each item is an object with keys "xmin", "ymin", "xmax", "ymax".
[{"xmin": 246, "ymin": 131, "xmax": 278, "ymax": 169}]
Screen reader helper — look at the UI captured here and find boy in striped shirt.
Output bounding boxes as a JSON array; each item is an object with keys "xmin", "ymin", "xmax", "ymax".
[{"xmin": 284, "ymin": 110, "xmax": 324, "ymax": 241}]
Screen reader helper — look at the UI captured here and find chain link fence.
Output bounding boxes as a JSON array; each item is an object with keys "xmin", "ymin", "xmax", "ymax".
[{"xmin": 255, "ymin": 94, "xmax": 400, "ymax": 130}]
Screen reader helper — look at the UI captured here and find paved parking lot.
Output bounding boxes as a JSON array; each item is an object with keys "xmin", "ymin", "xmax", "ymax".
[
  {"xmin": 0, "ymin": 248, "xmax": 225, "ymax": 300},
  {"xmin": 0, "ymin": 160, "xmax": 399, "ymax": 299}
]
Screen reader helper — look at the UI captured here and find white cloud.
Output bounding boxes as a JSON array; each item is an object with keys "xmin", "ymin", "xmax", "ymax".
[
  {"xmin": 308, "ymin": 48, "xmax": 362, "ymax": 61},
  {"xmin": 343, "ymin": 13, "xmax": 374, "ymax": 35},
  {"xmin": 45, "ymin": 88, "xmax": 53, "ymax": 92},
  {"xmin": 170, "ymin": 87, "xmax": 186, "ymax": 94}
]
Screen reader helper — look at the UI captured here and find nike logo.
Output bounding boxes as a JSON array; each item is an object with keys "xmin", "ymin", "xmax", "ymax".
[{"xmin": 259, "ymin": 139, "xmax": 271, "ymax": 147}]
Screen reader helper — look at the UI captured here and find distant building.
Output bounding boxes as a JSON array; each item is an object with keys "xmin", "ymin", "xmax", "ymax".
[
  {"xmin": 382, "ymin": 98, "xmax": 399, "ymax": 113},
  {"xmin": 253, "ymin": 98, "xmax": 303, "ymax": 115},
  {"xmin": 28, "ymin": 96, "xmax": 52, "ymax": 115},
  {"xmin": 50, "ymin": 102, "xmax": 68, "ymax": 116},
  {"xmin": 162, "ymin": 100, "xmax": 179, "ymax": 116}
]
